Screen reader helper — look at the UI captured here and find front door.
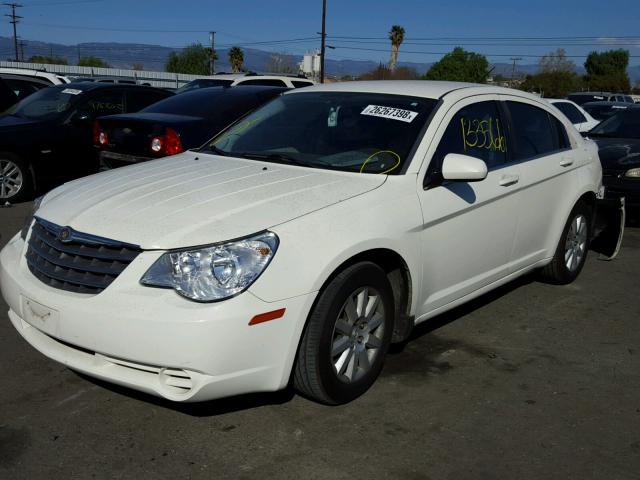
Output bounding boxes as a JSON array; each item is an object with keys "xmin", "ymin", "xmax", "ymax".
[{"xmin": 416, "ymin": 96, "xmax": 521, "ymax": 317}]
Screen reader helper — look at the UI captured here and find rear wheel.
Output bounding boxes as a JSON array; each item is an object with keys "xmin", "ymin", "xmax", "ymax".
[
  {"xmin": 0, "ymin": 154, "xmax": 31, "ymax": 203},
  {"xmin": 294, "ymin": 262, "xmax": 394, "ymax": 404},
  {"xmin": 540, "ymin": 202, "xmax": 591, "ymax": 284}
]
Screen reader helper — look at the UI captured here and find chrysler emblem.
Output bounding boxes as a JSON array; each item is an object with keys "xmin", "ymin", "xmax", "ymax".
[{"xmin": 58, "ymin": 227, "xmax": 72, "ymax": 243}]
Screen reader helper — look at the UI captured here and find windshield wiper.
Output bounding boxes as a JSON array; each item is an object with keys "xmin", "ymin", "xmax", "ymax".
[
  {"xmin": 207, "ymin": 145, "xmax": 230, "ymax": 156},
  {"xmin": 235, "ymin": 151, "xmax": 310, "ymax": 167}
]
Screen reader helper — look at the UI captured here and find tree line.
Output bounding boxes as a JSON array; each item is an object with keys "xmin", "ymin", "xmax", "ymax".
[{"xmin": 24, "ymin": 24, "xmax": 638, "ymax": 96}]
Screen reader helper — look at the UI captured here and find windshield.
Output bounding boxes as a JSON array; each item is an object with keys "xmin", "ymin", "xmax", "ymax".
[
  {"xmin": 205, "ymin": 92, "xmax": 437, "ymax": 174},
  {"xmin": 590, "ymin": 108, "xmax": 640, "ymax": 138},
  {"xmin": 4, "ymin": 86, "xmax": 83, "ymax": 121}
]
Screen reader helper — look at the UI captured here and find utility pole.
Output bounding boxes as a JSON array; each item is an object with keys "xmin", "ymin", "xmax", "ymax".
[
  {"xmin": 209, "ymin": 31, "xmax": 216, "ymax": 75},
  {"xmin": 3, "ymin": 3, "xmax": 23, "ymax": 62},
  {"xmin": 510, "ymin": 57, "xmax": 522, "ymax": 87},
  {"xmin": 18, "ymin": 38, "xmax": 24, "ymax": 61},
  {"xmin": 320, "ymin": 0, "xmax": 327, "ymax": 83}
]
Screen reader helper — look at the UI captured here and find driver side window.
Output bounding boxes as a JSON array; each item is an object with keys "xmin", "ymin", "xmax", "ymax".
[{"xmin": 432, "ymin": 101, "xmax": 508, "ymax": 172}]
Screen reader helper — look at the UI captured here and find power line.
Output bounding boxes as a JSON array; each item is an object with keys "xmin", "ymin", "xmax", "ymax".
[
  {"xmin": 3, "ymin": 3, "xmax": 22, "ymax": 61},
  {"xmin": 327, "ymin": 45, "xmax": 640, "ymax": 59}
]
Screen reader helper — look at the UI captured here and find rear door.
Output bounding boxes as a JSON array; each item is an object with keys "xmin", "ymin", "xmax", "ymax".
[
  {"xmin": 500, "ymin": 97, "xmax": 579, "ymax": 269},
  {"xmin": 417, "ymin": 96, "xmax": 521, "ymax": 314}
]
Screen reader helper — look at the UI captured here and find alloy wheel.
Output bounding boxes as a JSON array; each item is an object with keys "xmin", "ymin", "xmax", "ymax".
[
  {"xmin": 331, "ymin": 286, "xmax": 386, "ymax": 383},
  {"xmin": 0, "ymin": 158, "xmax": 23, "ymax": 200},
  {"xmin": 564, "ymin": 214, "xmax": 588, "ymax": 272}
]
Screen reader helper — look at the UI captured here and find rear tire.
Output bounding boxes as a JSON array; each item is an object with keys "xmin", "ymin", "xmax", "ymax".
[
  {"xmin": 0, "ymin": 153, "xmax": 32, "ymax": 203},
  {"xmin": 539, "ymin": 202, "xmax": 591, "ymax": 284},
  {"xmin": 294, "ymin": 262, "xmax": 394, "ymax": 404}
]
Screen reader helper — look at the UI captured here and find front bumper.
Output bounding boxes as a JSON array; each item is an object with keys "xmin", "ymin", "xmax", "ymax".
[{"xmin": 0, "ymin": 234, "xmax": 315, "ymax": 402}]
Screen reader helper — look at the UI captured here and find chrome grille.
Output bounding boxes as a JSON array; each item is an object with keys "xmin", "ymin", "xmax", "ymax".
[{"xmin": 25, "ymin": 217, "xmax": 141, "ymax": 295}]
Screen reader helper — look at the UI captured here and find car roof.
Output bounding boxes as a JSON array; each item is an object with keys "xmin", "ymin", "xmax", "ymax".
[
  {"xmin": 582, "ymin": 101, "xmax": 639, "ymax": 107},
  {"xmin": 0, "ymin": 67, "xmax": 67, "ymax": 83},
  {"xmin": 0, "ymin": 73, "xmax": 51, "ymax": 84},
  {"xmin": 175, "ymin": 85, "xmax": 288, "ymax": 98},
  {"xmin": 283, "ymin": 80, "xmax": 535, "ymax": 100},
  {"xmin": 60, "ymin": 82, "xmax": 169, "ymax": 93}
]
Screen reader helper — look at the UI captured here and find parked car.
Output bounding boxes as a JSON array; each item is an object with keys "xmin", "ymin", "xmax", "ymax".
[
  {"xmin": 568, "ymin": 92, "xmax": 634, "ymax": 106},
  {"xmin": 582, "ymin": 101, "xmax": 639, "ymax": 121},
  {"xmin": 0, "ymin": 81, "xmax": 620, "ymax": 406},
  {"xmin": 94, "ymin": 85, "xmax": 288, "ymax": 169},
  {"xmin": 548, "ymin": 98, "xmax": 599, "ymax": 132},
  {"xmin": 0, "ymin": 67, "xmax": 70, "ymax": 85},
  {"xmin": 176, "ymin": 73, "xmax": 314, "ymax": 93},
  {"xmin": 0, "ymin": 73, "xmax": 51, "ymax": 103},
  {"xmin": 0, "ymin": 82, "xmax": 173, "ymax": 202},
  {"xmin": 587, "ymin": 107, "xmax": 640, "ymax": 208}
]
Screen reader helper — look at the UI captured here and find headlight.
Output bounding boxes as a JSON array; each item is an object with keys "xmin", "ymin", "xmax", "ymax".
[
  {"xmin": 141, "ymin": 231, "xmax": 278, "ymax": 302},
  {"xmin": 625, "ymin": 167, "xmax": 640, "ymax": 178},
  {"xmin": 20, "ymin": 196, "xmax": 44, "ymax": 240}
]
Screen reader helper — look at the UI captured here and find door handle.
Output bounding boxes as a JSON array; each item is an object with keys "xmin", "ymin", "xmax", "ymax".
[
  {"xmin": 560, "ymin": 158, "xmax": 574, "ymax": 167},
  {"xmin": 499, "ymin": 174, "xmax": 519, "ymax": 187}
]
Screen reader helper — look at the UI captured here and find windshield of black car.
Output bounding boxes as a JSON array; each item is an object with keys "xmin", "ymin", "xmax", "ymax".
[
  {"xmin": 590, "ymin": 109, "xmax": 640, "ymax": 138},
  {"xmin": 4, "ymin": 86, "xmax": 83, "ymax": 121},
  {"xmin": 205, "ymin": 92, "xmax": 437, "ymax": 174}
]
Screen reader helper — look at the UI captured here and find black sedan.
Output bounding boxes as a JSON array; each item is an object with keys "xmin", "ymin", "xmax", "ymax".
[
  {"xmin": 94, "ymin": 86, "xmax": 287, "ymax": 169},
  {"xmin": 588, "ymin": 108, "xmax": 640, "ymax": 208},
  {"xmin": 0, "ymin": 82, "xmax": 172, "ymax": 203}
]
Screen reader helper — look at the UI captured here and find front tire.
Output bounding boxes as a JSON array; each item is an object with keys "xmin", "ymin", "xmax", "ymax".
[
  {"xmin": 540, "ymin": 202, "xmax": 592, "ymax": 284},
  {"xmin": 294, "ymin": 262, "xmax": 394, "ymax": 404}
]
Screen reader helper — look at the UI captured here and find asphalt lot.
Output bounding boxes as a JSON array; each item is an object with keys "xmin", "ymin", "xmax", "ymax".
[{"xmin": 0, "ymin": 201, "xmax": 639, "ymax": 480}]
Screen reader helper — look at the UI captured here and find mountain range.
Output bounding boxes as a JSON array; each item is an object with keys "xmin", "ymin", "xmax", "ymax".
[{"xmin": 2, "ymin": 36, "xmax": 639, "ymax": 82}]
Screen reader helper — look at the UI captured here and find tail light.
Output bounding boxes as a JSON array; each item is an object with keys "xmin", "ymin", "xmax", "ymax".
[
  {"xmin": 92, "ymin": 120, "xmax": 109, "ymax": 147},
  {"xmin": 150, "ymin": 127, "xmax": 183, "ymax": 156}
]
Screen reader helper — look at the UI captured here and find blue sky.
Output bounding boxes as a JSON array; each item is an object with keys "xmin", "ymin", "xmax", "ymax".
[{"xmin": 10, "ymin": 0, "xmax": 640, "ymax": 66}]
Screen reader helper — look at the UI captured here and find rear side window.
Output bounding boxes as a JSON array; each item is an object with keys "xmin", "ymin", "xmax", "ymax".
[
  {"xmin": 432, "ymin": 100, "xmax": 508, "ymax": 170},
  {"xmin": 506, "ymin": 101, "xmax": 566, "ymax": 160},
  {"xmin": 126, "ymin": 89, "xmax": 170, "ymax": 112},
  {"xmin": 292, "ymin": 81, "xmax": 313, "ymax": 88},
  {"xmin": 239, "ymin": 79, "xmax": 288, "ymax": 87},
  {"xmin": 82, "ymin": 90, "xmax": 125, "ymax": 116},
  {"xmin": 553, "ymin": 102, "xmax": 587, "ymax": 124}
]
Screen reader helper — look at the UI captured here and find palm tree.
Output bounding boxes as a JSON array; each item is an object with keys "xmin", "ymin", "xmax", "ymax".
[
  {"xmin": 228, "ymin": 46, "xmax": 244, "ymax": 73},
  {"xmin": 388, "ymin": 25, "xmax": 405, "ymax": 73}
]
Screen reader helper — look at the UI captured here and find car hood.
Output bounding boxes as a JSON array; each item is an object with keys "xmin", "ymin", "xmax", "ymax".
[
  {"xmin": 593, "ymin": 137, "xmax": 640, "ymax": 170},
  {"xmin": 37, "ymin": 151, "xmax": 386, "ymax": 249}
]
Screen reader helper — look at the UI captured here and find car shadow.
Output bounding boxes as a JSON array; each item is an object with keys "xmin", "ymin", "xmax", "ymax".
[
  {"xmin": 388, "ymin": 272, "xmax": 536, "ymax": 354},
  {"xmin": 73, "ymin": 370, "xmax": 297, "ymax": 417}
]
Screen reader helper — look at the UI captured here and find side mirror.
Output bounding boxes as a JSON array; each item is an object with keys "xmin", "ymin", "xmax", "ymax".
[{"xmin": 441, "ymin": 153, "xmax": 488, "ymax": 182}]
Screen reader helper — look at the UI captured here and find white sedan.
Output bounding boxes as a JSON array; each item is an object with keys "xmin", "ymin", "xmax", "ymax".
[
  {"xmin": 0, "ymin": 81, "xmax": 609, "ymax": 404},
  {"xmin": 548, "ymin": 98, "xmax": 600, "ymax": 133}
]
